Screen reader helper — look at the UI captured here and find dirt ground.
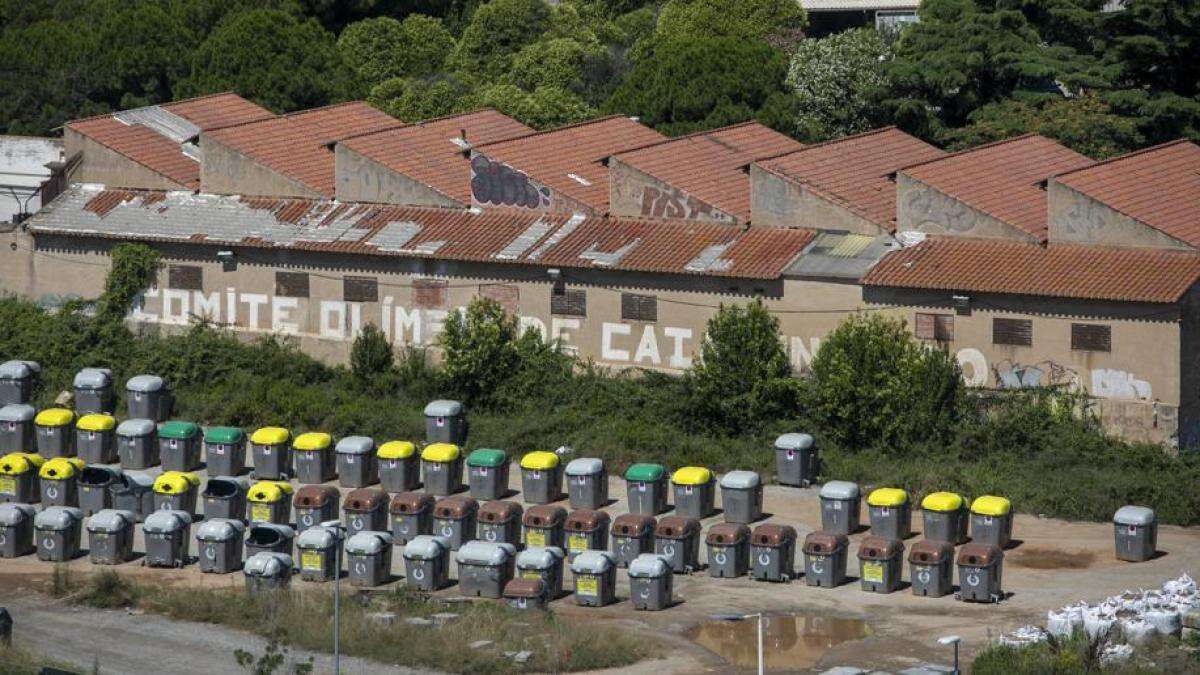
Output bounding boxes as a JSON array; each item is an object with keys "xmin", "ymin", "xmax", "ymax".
[{"xmin": 2, "ymin": 464, "xmax": 1196, "ymax": 674}]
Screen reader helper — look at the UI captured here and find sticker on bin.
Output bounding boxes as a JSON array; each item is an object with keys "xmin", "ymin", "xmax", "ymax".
[
  {"xmin": 862, "ymin": 561, "xmax": 884, "ymax": 583},
  {"xmin": 211, "ymin": 446, "xmax": 225, "ymax": 455},
  {"xmin": 832, "ymin": 502, "xmax": 842, "ymax": 510},
  {"xmin": 301, "ymin": 552, "xmax": 322, "ymax": 570},
  {"xmin": 436, "ymin": 417, "xmax": 445, "ymax": 427},
  {"xmin": 576, "ymin": 575, "xmax": 598, "ymax": 596},
  {"xmin": 637, "ymin": 482, "xmax": 646, "ymax": 491},
  {"xmin": 526, "ymin": 531, "xmax": 546, "ymax": 547},
  {"xmin": 0, "ymin": 477, "xmax": 15, "ymax": 493},
  {"xmin": 521, "ymin": 570, "xmax": 541, "ymax": 581},
  {"xmin": 684, "ymin": 486, "xmax": 693, "ymax": 495},
  {"xmin": 567, "ymin": 534, "xmax": 588, "ymax": 551},
  {"xmin": 786, "ymin": 450, "xmax": 795, "ymax": 459},
  {"xmin": 251, "ymin": 505, "xmax": 272, "ymax": 522}
]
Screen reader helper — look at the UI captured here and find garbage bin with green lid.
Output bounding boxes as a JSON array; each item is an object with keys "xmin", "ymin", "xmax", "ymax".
[
  {"xmin": 390, "ymin": 491, "xmax": 434, "ymax": 545},
  {"xmin": 624, "ymin": 463, "xmax": 667, "ymax": 515},
  {"xmin": 867, "ymin": 488, "xmax": 911, "ymax": 541},
  {"xmin": 38, "ymin": 457, "xmax": 83, "ymax": 507},
  {"xmin": 347, "ymin": 531, "xmax": 394, "ymax": 587},
  {"xmin": 293, "ymin": 485, "xmax": 339, "ymax": 532},
  {"xmin": 564, "ymin": 509, "xmax": 610, "ymax": 562},
  {"xmin": 921, "ymin": 492, "xmax": 969, "ymax": 545},
  {"xmin": 706, "ymin": 522, "xmax": 751, "ymax": 578},
  {"xmin": 654, "ymin": 516, "xmax": 701, "ymax": 574},
  {"xmin": 249, "ymin": 427, "xmax": 292, "ymax": 480},
  {"xmin": 774, "ymin": 433, "xmax": 816, "ymax": 487},
  {"xmin": 244, "ymin": 551, "xmax": 293, "ymax": 594},
  {"xmin": 565, "ymin": 458, "xmax": 607, "ymax": 510},
  {"xmin": 203, "ymin": 427, "xmax": 246, "ymax": 478},
  {"xmin": 85, "ymin": 509, "xmax": 136, "ymax": 565},
  {"xmin": 245, "ymin": 523, "xmax": 295, "ymax": 558},
  {"xmin": 34, "ymin": 506, "xmax": 83, "ymax": 561},
  {"xmin": 126, "ymin": 375, "xmax": 171, "ymax": 422},
  {"xmin": 116, "ymin": 419, "xmax": 157, "ymax": 469},
  {"xmin": 421, "ymin": 443, "xmax": 463, "ymax": 496},
  {"xmin": 970, "ymin": 495, "xmax": 1013, "ymax": 549},
  {"xmin": 1114, "ymin": 505, "xmax": 1156, "ymax": 562},
  {"xmin": 344, "ymin": 487, "xmax": 389, "ymax": 535},
  {"xmin": 629, "ymin": 554, "xmax": 673, "ymax": 611},
  {"xmin": 158, "ymin": 421, "xmax": 201, "ymax": 472},
  {"xmin": 0, "ymin": 360, "xmax": 38, "ymax": 406},
  {"xmin": 403, "ymin": 535, "xmax": 451, "ymax": 591},
  {"xmin": 73, "ymin": 368, "xmax": 114, "ymax": 415},
  {"xmin": 75, "ymin": 414, "xmax": 117, "ymax": 464},
  {"xmin": 202, "ymin": 476, "xmax": 250, "ymax": 522},
  {"xmin": 908, "ymin": 539, "xmax": 955, "ymax": 597},
  {"xmin": 523, "ymin": 504, "xmax": 567, "ymax": 549},
  {"xmin": 857, "ymin": 536, "xmax": 904, "ymax": 594},
  {"xmin": 432, "ymin": 495, "xmax": 478, "ymax": 550},
  {"xmin": 466, "ymin": 449, "xmax": 509, "ymax": 501},
  {"xmin": 671, "ymin": 466, "xmax": 715, "ymax": 519},
  {"xmin": 0, "ymin": 404, "xmax": 35, "ymax": 454},
  {"xmin": 296, "ymin": 525, "xmax": 341, "ymax": 582},
  {"xmin": 247, "ymin": 480, "xmax": 293, "ymax": 525},
  {"xmin": 78, "ymin": 466, "xmax": 121, "ymax": 516},
  {"xmin": 477, "ymin": 500, "xmax": 522, "ymax": 546},
  {"xmin": 520, "ymin": 451, "xmax": 563, "ymax": 505},
  {"xmin": 35, "ymin": 408, "xmax": 75, "ymax": 458},
  {"xmin": 0, "ymin": 452, "xmax": 42, "ymax": 503},
  {"xmin": 751, "ymin": 524, "xmax": 798, "ymax": 583},
  {"xmin": 956, "ymin": 543, "xmax": 1004, "ymax": 602},
  {"xmin": 336, "ymin": 436, "xmax": 378, "ymax": 488},
  {"xmin": 110, "ymin": 472, "xmax": 154, "ymax": 521},
  {"xmin": 196, "ymin": 518, "xmax": 246, "ymax": 574},
  {"xmin": 571, "ymin": 550, "xmax": 616, "ymax": 607},
  {"xmin": 517, "ymin": 546, "xmax": 565, "ymax": 599},
  {"xmin": 0, "ymin": 503, "xmax": 36, "ymax": 557},
  {"xmin": 802, "ymin": 531, "xmax": 849, "ymax": 588},
  {"xmin": 720, "ymin": 471, "xmax": 763, "ymax": 524},
  {"xmin": 457, "ymin": 540, "xmax": 516, "ymax": 598},
  {"xmin": 378, "ymin": 441, "xmax": 419, "ymax": 493},
  {"xmin": 293, "ymin": 432, "xmax": 335, "ymax": 485},
  {"xmin": 152, "ymin": 471, "xmax": 200, "ymax": 515},
  {"xmin": 504, "ymin": 578, "xmax": 548, "ymax": 610},
  {"xmin": 611, "ymin": 513, "xmax": 655, "ymax": 568},
  {"xmin": 144, "ymin": 509, "xmax": 192, "ymax": 568},
  {"xmin": 424, "ymin": 399, "xmax": 466, "ymax": 445},
  {"xmin": 819, "ymin": 481, "xmax": 861, "ymax": 535}
]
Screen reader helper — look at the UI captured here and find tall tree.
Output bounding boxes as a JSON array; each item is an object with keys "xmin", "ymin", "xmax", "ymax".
[
  {"xmin": 450, "ymin": 0, "xmax": 551, "ymax": 79},
  {"xmin": 338, "ymin": 14, "xmax": 455, "ymax": 86},
  {"xmin": 787, "ymin": 28, "xmax": 894, "ymax": 140},
  {"xmin": 656, "ymin": 0, "xmax": 807, "ymax": 42}
]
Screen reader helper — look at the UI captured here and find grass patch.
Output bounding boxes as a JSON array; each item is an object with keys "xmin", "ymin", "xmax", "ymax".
[{"xmin": 0, "ymin": 645, "xmax": 77, "ymax": 675}]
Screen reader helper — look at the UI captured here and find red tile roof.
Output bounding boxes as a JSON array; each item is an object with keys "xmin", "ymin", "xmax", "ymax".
[
  {"xmin": 1053, "ymin": 140, "xmax": 1200, "ymax": 247},
  {"xmin": 899, "ymin": 135, "xmax": 1094, "ymax": 242},
  {"xmin": 470, "ymin": 116, "xmax": 665, "ymax": 212},
  {"xmin": 204, "ymin": 102, "xmax": 400, "ymax": 197},
  {"xmin": 162, "ymin": 93, "xmax": 275, "ymax": 131},
  {"xmin": 612, "ymin": 121, "xmax": 803, "ymax": 221},
  {"xmin": 339, "ymin": 109, "xmax": 532, "ymax": 204},
  {"xmin": 862, "ymin": 236, "xmax": 1200, "ymax": 303},
  {"xmin": 758, "ymin": 127, "xmax": 945, "ymax": 231}
]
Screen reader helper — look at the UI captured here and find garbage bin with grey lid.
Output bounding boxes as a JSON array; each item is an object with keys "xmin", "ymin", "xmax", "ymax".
[
  {"xmin": 504, "ymin": 578, "xmax": 548, "ymax": 610},
  {"xmin": 516, "ymin": 546, "xmax": 565, "ymax": 599},
  {"xmin": 571, "ymin": 550, "xmax": 616, "ymax": 607},
  {"xmin": 432, "ymin": 495, "xmax": 478, "ymax": 550},
  {"xmin": 402, "ymin": 535, "xmax": 450, "ymax": 590},
  {"xmin": 629, "ymin": 554, "xmax": 673, "ymax": 611},
  {"xmin": 343, "ymin": 488, "xmax": 389, "ymax": 535},
  {"xmin": 970, "ymin": 496, "xmax": 1014, "ymax": 549},
  {"xmin": 866, "ymin": 488, "xmax": 911, "ymax": 541},
  {"xmin": 109, "ymin": 472, "xmax": 154, "ymax": 521},
  {"xmin": 565, "ymin": 458, "xmax": 607, "ymax": 510},
  {"xmin": 336, "ymin": 436, "xmax": 378, "ymax": 488},
  {"xmin": 292, "ymin": 432, "xmax": 335, "ymax": 485},
  {"xmin": 390, "ymin": 491, "xmax": 434, "ymax": 545},
  {"xmin": 378, "ymin": 441, "xmax": 419, "ymax": 493},
  {"xmin": 39, "ymin": 457, "xmax": 83, "ymax": 507},
  {"xmin": 35, "ymin": 408, "xmax": 75, "ymax": 458},
  {"xmin": 295, "ymin": 524, "xmax": 341, "ymax": 582},
  {"xmin": 671, "ymin": 467, "xmax": 715, "ymax": 519},
  {"xmin": 75, "ymin": 414, "xmax": 117, "ymax": 465},
  {"xmin": 202, "ymin": 476, "xmax": 250, "ymax": 522},
  {"xmin": 857, "ymin": 536, "xmax": 904, "ymax": 594},
  {"xmin": 196, "ymin": 518, "xmax": 246, "ymax": 574},
  {"xmin": 802, "ymin": 531, "xmax": 849, "ymax": 588},
  {"xmin": 774, "ymin": 433, "xmax": 816, "ymax": 487},
  {"xmin": 477, "ymin": 500, "xmax": 522, "ymax": 546},
  {"xmin": 116, "ymin": 419, "xmax": 158, "ymax": 469},
  {"xmin": 564, "ymin": 509, "xmax": 610, "ymax": 562},
  {"xmin": 86, "ymin": 509, "xmax": 135, "ymax": 565},
  {"xmin": 244, "ymin": 551, "xmax": 292, "ymax": 594},
  {"xmin": 624, "ymin": 463, "xmax": 667, "ymax": 515},
  {"xmin": 126, "ymin": 375, "xmax": 170, "ymax": 422},
  {"xmin": 921, "ymin": 492, "xmax": 969, "ymax": 545},
  {"xmin": 73, "ymin": 368, "xmax": 114, "ymax": 415},
  {"xmin": 245, "ymin": 523, "xmax": 294, "ymax": 559},
  {"xmin": 654, "ymin": 516, "xmax": 701, "ymax": 574},
  {"xmin": 520, "ymin": 451, "xmax": 563, "ymax": 505},
  {"xmin": 0, "ymin": 503, "xmax": 35, "ymax": 557},
  {"xmin": 249, "ymin": 427, "xmax": 291, "ymax": 481},
  {"xmin": 0, "ymin": 360, "xmax": 38, "ymax": 406},
  {"xmin": 158, "ymin": 421, "xmax": 201, "ymax": 473},
  {"xmin": 457, "ymin": 540, "xmax": 516, "ymax": 598},
  {"xmin": 144, "ymin": 509, "xmax": 192, "ymax": 568},
  {"xmin": 203, "ymin": 427, "xmax": 246, "ymax": 478},
  {"xmin": 35, "ymin": 506, "xmax": 83, "ymax": 561},
  {"xmin": 0, "ymin": 404, "xmax": 35, "ymax": 454},
  {"xmin": 424, "ymin": 399, "xmax": 467, "ymax": 445},
  {"xmin": 420, "ymin": 443, "xmax": 463, "ymax": 496},
  {"xmin": 819, "ymin": 481, "xmax": 861, "ymax": 535},
  {"xmin": 522, "ymin": 504, "xmax": 566, "ymax": 549},
  {"xmin": 466, "ymin": 449, "xmax": 509, "ymax": 501},
  {"xmin": 0, "ymin": 452, "xmax": 40, "ymax": 503},
  {"xmin": 346, "ymin": 531, "xmax": 394, "ymax": 588},
  {"xmin": 750, "ymin": 524, "xmax": 798, "ymax": 583},
  {"xmin": 956, "ymin": 543, "xmax": 1003, "ymax": 602},
  {"xmin": 705, "ymin": 522, "xmax": 750, "ymax": 578},
  {"xmin": 1113, "ymin": 505, "xmax": 1157, "ymax": 562},
  {"xmin": 610, "ymin": 513, "xmax": 655, "ymax": 568},
  {"xmin": 78, "ymin": 466, "xmax": 121, "ymax": 516},
  {"xmin": 293, "ymin": 485, "xmax": 339, "ymax": 533},
  {"xmin": 719, "ymin": 471, "xmax": 763, "ymax": 524},
  {"xmin": 908, "ymin": 539, "xmax": 954, "ymax": 598}
]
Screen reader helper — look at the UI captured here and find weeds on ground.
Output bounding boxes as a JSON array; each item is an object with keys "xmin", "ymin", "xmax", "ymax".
[{"xmin": 971, "ymin": 631, "xmax": 1199, "ymax": 674}]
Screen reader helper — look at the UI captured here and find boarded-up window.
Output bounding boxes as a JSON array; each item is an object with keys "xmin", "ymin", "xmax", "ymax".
[
  {"xmin": 479, "ymin": 284, "xmax": 519, "ymax": 314},
  {"xmin": 167, "ymin": 265, "xmax": 202, "ymax": 291},
  {"xmin": 343, "ymin": 276, "xmax": 378, "ymax": 303},
  {"xmin": 413, "ymin": 278, "xmax": 447, "ymax": 309},
  {"xmin": 621, "ymin": 293, "xmax": 657, "ymax": 322},
  {"xmin": 914, "ymin": 313, "xmax": 954, "ymax": 341},
  {"xmin": 275, "ymin": 271, "xmax": 309, "ymax": 298},
  {"xmin": 551, "ymin": 289, "xmax": 586, "ymax": 317},
  {"xmin": 992, "ymin": 317, "xmax": 1033, "ymax": 346},
  {"xmin": 1071, "ymin": 323, "xmax": 1111, "ymax": 352}
]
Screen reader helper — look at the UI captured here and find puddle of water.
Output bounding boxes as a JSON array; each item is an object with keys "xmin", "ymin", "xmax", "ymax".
[
  {"xmin": 1010, "ymin": 546, "xmax": 1095, "ymax": 570},
  {"xmin": 687, "ymin": 614, "xmax": 871, "ymax": 671}
]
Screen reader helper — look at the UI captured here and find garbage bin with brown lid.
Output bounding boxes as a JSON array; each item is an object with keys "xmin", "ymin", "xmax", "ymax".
[
  {"xmin": 522, "ymin": 504, "xmax": 567, "ymax": 549},
  {"xmin": 909, "ymin": 539, "xmax": 955, "ymax": 597},
  {"xmin": 343, "ymin": 487, "xmax": 389, "ymax": 535},
  {"xmin": 706, "ymin": 522, "xmax": 750, "ymax": 578},
  {"xmin": 654, "ymin": 515, "xmax": 701, "ymax": 574},
  {"xmin": 504, "ymin": 577, "xmax": 548, "ymax": 610},
  {"xmin": 564, "ymin": 509, "xmax": 610, "ymax": 562},
  {"xmin": 857, "ymin": 535, "xmax": 904, "ymax": 594},
  {"xmin": 750, "ymin": 524, "xmax": 798, "ymax": 582},
  {"xmin": 611, "ymin": 513, "xmax": 655, "ymax": 568},
  {"xmin": 802, "ymin": 531, "xmax": 849, "ymax": 588},
  {"xmin": 293, "ymin": 485, "xmax": 340, "ymax": 533},
  {"xmin": 477, "ymin": 500, "xmax": 522, "ymax": 547},
  {"xmin": 390, "ymin": 491, "xmax": 434, "ymax": 545},
  {"xmin": 432, "ymin": 495, "xmax": 478, "ymax": 551},
  {"xmin": 956, "ymin": 543, "xmax": 1003, "ymax": 603}
]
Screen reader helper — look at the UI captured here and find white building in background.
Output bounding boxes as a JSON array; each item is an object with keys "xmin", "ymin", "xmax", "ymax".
[
  {"xmin": 0, "ymin": 136, "xmax": 63, "ymax": 225},
  {"xmin": 801, "ymin": 0, "xmax": 920, "ymax": 36}
]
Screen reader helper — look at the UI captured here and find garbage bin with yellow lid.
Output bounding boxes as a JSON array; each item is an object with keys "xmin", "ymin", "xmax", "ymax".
[
  {"xmin": 970, "ymin": 495, "xmax": 1013, "ymax": 549},
  {"xmin": 292, "ymin": 432, "xmax": 335, "ymax": 485},
  {"xmin": 671, "ymin": 466, "xmax": 715, "ymax": 519},
  {"xmin": 378, "ymin": 440, "xmax": 419, "ymax": 493},
  {"xmin": 421, "ymin": 443, "xmax": 463, "ymax": 496},
  {"xmin": 867, "ymin": 487, "xmax": 911, "ymax": 541},
  {"xmin": 35, "ymin": 408, "xmax": 75, "ymax": 458},
  {"xmin": 38, "ymin": 457, "xmax": 84, "ymax": 507},
  {"xmin": 0, "ymin": 452, "xmax": 44, "ymax": 503},
  {"xmin": 153, "ymin": 471, "xmax": 201, "ymax": 515},
  {"xmin": 250, "ymin": 427, "xmax": 292, "ymax": 480},
  {"xmin": 921, "ymin": 492, "xmax": 969, "ymax": 544},
  {"xmin": 76, "ymin": 414, "xmax": 117, "ymax": 464},
  {"xmin": 247, "ymin": 480, "xmax": 293, "ymax": 525},
  {"xmin": 520, "ymin": 451, "xmax": 563, "ymax": 505}
]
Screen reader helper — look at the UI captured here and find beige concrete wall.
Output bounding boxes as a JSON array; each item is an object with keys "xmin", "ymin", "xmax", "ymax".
[
  {"xmin": 896, "ymin": 174, "xmax": 1038, "ymax": 243},
  {"xmin": 334, "ymin": 145, "xmax": 465, "ymax": 208},
  {"xmin": 1047, "ymin": 181, "xmax": 1193, "ymax": 250},
  {"xmin": 199, "ymin": 136, "xmax": 321, "ymax": 199},
  {"xmin": 607, "ymin": 158, "xmax": 738, "ymax": 223},
  {"xmin": 64, "ymin": 129, "xmax": 185, "ymax": 191},
  {"xmin": 748, "ymin": 165, "xmax": 886, "ymax": 234}
]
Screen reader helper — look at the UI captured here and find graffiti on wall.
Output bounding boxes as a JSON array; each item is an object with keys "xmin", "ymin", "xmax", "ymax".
[
  {"xmin": 901, "ymin": 181, "xmax": 998, "ymax": 236},
  {"xmin": 638, "ymin": 185, "xmax": 735, "ymax": 223},
  {"xmin": 992, "ymin": 359, "xmax": 1082, "ymax": 392},
  {"xmin": 1091, "ymin": 368, "xmax": 1152, "ymax": 401},
  {"xmin": 470, "ymin": 155, "xmax": 552, "ymax": 210}
]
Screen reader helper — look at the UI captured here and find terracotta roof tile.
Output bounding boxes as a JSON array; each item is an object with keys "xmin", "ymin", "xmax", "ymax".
[
  {"xmin": 900, "ymin": 135, "xmax": 1094, "ymax": 242},
  {"xmin": 862, "ymin": 236, "xmax": 1200, "ymax": 303},
  {"xmin": 162, "ymin": 93, "xmax": 275, "ymax": 131}
]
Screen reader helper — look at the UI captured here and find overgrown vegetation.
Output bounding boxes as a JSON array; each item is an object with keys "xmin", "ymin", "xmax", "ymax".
[{"xmin": 971, "ymin": 631, "xmax": 1200, "ymax": 674}]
